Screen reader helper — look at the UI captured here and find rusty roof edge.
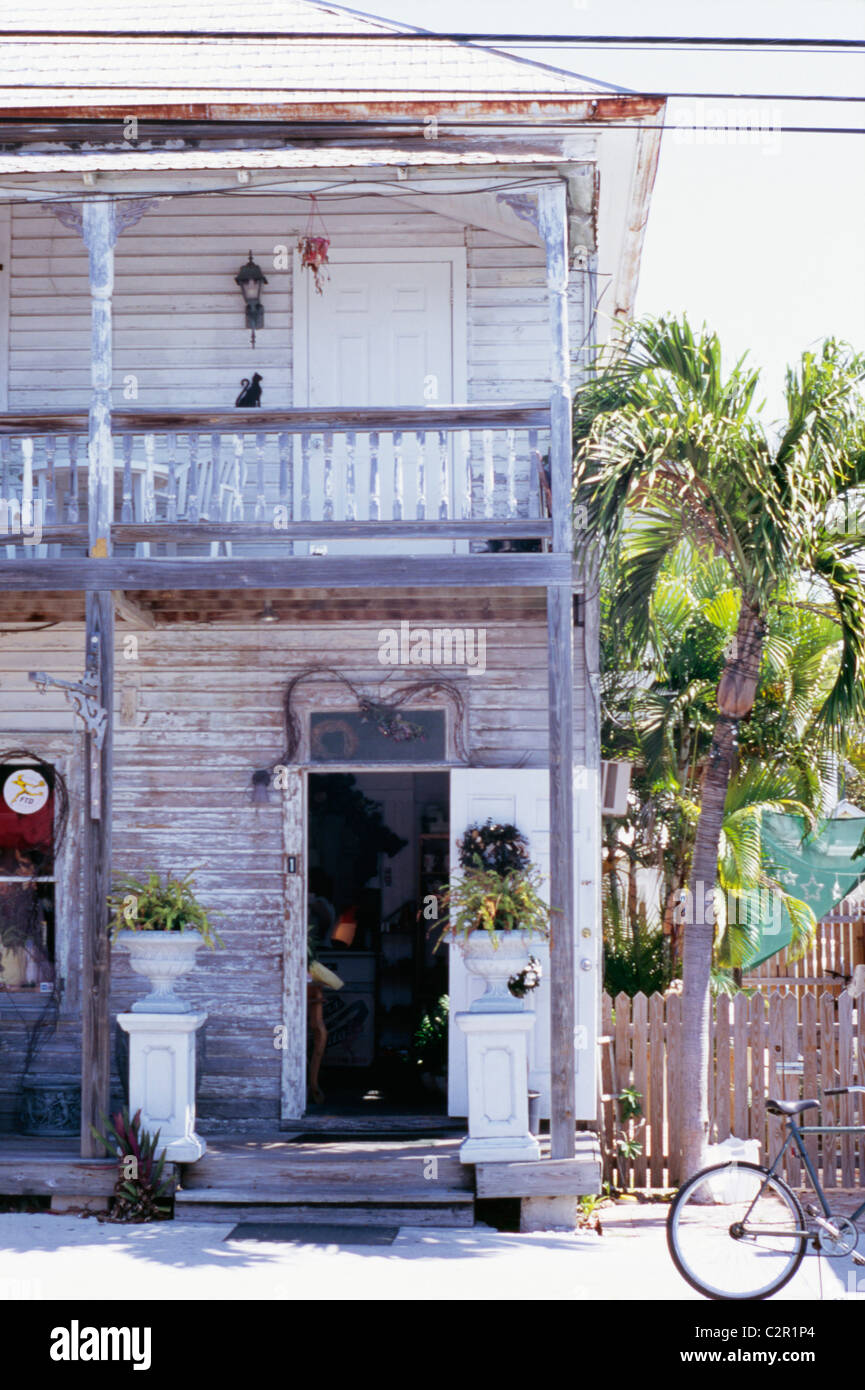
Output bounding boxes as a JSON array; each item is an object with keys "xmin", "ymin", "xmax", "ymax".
[{"xmin": 0, "ymin": 94, "xmax": 666, "ymax": 123}]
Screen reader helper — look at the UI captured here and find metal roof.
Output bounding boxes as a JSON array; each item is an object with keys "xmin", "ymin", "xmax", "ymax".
[
  {"xmin": 0, "ymin": 0, "xmax": 626, "ymax": 109},
  {"xmin": 0, "ymin": 1, "xmax": 400, "ymax": 33}
]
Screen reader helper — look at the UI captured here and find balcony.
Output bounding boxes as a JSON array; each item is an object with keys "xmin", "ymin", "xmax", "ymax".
[{"xmin": 0, "ymin": 403, "xmax": 554, "ymax": 561}]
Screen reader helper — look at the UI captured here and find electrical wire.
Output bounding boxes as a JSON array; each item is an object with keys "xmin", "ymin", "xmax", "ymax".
[{"xmin": 0, "ymin": 32, "xmax": 863, "ymax": 50}]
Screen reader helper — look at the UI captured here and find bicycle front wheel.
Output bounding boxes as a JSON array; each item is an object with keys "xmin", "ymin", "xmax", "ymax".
[{"xmin": 667, "ymin": 1161, "xmax": 807, "ymax": 1300}]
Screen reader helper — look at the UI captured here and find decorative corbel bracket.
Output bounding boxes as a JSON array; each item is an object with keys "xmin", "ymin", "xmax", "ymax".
[{"xmin": 43, "ymin": 195, "xmax": 167, "ymax": 245}]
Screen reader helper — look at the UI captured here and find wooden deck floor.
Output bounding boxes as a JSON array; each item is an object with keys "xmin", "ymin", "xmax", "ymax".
[{"xmin": 0, "ymin": 1130, "xmax": 602, "ymax": 1218}]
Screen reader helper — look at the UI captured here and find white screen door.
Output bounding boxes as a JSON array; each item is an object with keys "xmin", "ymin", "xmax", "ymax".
[
  {"xmin": 448, "ymin": 768, "xmax": 599, "ymax": 1122},
  {"xmin": 293, "ymin": 248, "xmax": 466, "ymax": 550}
]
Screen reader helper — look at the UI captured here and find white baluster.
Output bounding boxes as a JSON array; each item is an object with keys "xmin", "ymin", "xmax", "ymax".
[
  {"xmin": 1, "ymin": 437, "xmax": 13, "ymax": 556},
  {"xmin": 438, "ymin": 429, "xmax": 449, "ymax": 520},
  {"xmin": 66, "ymin": 435, "xmax": 80, "ymax": 523},
  {"xmin": 301, "ymin": 433, "xmax": 312, "ymax": 522},
  {"xmin": 506, "ymin": 427, "xmax": 517, "ymax": 518},
  {"xmin": 187, "ymin": 431, "xmax": 200, "ymax": 523},
  {"xmin": 323, "ymin": 430, "xmax": 334, "ymax": 522},
  {"xmin": 393, "ymin": 431, "xmax": 404, "ymax": 521},
  {"xmin": 528, "ymin": 429, "xmax": 540, "ymax": 518},
  {"xmin": 166, "ymin": 431, "xmax": 178, "ymax": 522},
  {"xmin": 461, "ymin": 429, "xmax": 473, "ymax": 519},
  {"xmin": 121, "ymin": 434, "xmax": 134, "ymax": 523},
  {"xmin": 482, "ymin": 428, "xmax": 494, "ymax": 519},
  {"xmin": 139, "ymin": 433, "xmax": 156, "ymax": 557},
  {"xmin": 21, "ymin": 436, "xmax": 34, "ymax": 539},
  {"xmin": 368, "ymin": 430, "xmax": 380, "ymax": 521},
  {"xmin": 345, "ymin": 429, "xmax": 357, "ymax": 523},
  {"xmin": 143, "ymin": 434, "xmax": 156, "ymax": 522},
  {"xmin": 232, "ymin": 433, "xmax": 245, "ymax": 522},
  {"xmin": 254, "ymin": 431, "xmax": 266, "ymax": 522},
  {"xmin": 416, "ymin": 431, "xmax": 426, "ymax": 520},
  {"xmin": 278, "ymin": 431, "xmax": 292, "ymax": 520},
  {"xmin": 44, "ymin": 434, "xmax": 57, "ymax": 525}
]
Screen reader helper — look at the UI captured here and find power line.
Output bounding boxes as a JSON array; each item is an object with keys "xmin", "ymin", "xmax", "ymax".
[{"xmin": 0, "ymin": 32, "xmax": 863, "ymax": 49}]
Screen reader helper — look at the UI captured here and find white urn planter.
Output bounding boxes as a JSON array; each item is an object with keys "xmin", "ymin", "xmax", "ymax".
[
  {"xmin": 456, "ymin": 927, "xmax": 543, "ymax": 1165},
  {"xmin": 115, "ymin": 929, "xmax": 202, "ymax": 1013},
  {"xmin": 460, "ymin": 928, "xmax": 539, "ymax": 1013}
]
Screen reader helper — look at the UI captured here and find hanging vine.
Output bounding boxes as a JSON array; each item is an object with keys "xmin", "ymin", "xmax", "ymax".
[{"xmin": 280, "ymin": 666, "xmax": 468, "ymax": 765}]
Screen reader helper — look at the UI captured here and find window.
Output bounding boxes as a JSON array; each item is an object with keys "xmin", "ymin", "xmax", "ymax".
[
  {"xmin": 309, "ymin": 710, "xmax": 447, "ymax": 763},
  {"xmin": 0, "ymin": 761, "xmax": 56, "ymax": 994}
]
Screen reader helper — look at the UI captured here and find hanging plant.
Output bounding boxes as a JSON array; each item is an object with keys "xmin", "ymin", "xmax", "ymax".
[
  {"xmin": 297, "ymin": 196, "xmax": 331, "ymax": 295},
  {"xmin": 458, "ymin": 820, "xmax": 531, "ymax": 875}
]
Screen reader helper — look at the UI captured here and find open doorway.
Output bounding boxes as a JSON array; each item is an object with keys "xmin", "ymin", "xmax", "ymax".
[{"xmin": 306, "ymin": 771, "xmax": 449, "ymax": 1115}]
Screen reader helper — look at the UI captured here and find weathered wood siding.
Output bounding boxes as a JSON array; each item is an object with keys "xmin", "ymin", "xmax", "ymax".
[
  {"xmin": 7, "ymin": 194, "xmax": 584, "ymax": 410},
  {"xmin": 0, "ymin": 185, "xmax": 591, "ymax": 1129},
  {"xmin": 0, "ymin": 617, "xmax": 587, "ymax": 1129}
]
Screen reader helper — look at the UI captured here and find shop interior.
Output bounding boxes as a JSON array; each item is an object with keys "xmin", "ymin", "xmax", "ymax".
[{"xmin": 306, "ymin": 771, "xmax": 450, "ymax": 1113}]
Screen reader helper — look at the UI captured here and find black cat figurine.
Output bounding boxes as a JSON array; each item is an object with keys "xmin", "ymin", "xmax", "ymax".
[{"xmin": 235, "ymin": 373, "xmax": 263, "ymax": 407}]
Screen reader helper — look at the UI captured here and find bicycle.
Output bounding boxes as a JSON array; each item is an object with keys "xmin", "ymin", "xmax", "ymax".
[{"xmin": 666, "ymin": 1086, "xmax": 865, "ymax": 1299}]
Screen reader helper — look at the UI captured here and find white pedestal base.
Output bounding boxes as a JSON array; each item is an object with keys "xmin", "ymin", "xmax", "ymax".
[
  {"xmin": 456, "ymin": 1010, "xmax": 540, "ymax": 1165},
  {"xmin": 117, "ymin": 1011, "xmax": 207, "ymax": 1163}
]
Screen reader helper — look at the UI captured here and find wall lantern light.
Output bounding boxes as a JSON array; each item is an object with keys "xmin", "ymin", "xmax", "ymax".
[
  {"xmin": 257, "ymin": 600, "xmax": 280, "ymax": 624},
  {"xmin": 250, "ymin": 769, "xmax": 272, "ymax": 805},
  {"xmin": 235, "ymin": 251, "xmax": 267, "ymax": 347}
]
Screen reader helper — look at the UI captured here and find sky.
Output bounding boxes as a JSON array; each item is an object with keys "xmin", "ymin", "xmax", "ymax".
[{"xmin": 367, "ymin": 0, "xmax": 865, "ymax": 422}]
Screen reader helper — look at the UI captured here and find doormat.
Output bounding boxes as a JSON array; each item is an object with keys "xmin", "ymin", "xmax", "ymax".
[
  {"xmin": 288, "ymin": 1130, "xmax": 454, "ymax": 1144},
  {"xmin": 225, "ymin": 1222, "xmax": 400, "ymax": 1246}
]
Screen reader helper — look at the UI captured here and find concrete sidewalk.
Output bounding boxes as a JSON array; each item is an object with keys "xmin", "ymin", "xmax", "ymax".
[{"xmin": 0, "ymin": 1202, "xmax": 862, "ymax": 1301}]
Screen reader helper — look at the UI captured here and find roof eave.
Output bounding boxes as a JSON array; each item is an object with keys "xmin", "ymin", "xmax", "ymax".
[{"xmin": 0, "ymin": 93, "xmax": 666, "ymax": 124}]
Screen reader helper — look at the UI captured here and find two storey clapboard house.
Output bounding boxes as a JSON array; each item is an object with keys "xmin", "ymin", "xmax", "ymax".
[{"xmin": 0, "ymin": 1, "xmax": 662, "ymax": 1187}]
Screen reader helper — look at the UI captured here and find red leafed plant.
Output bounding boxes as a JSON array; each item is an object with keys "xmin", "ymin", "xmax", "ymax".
[
  {"xmin": 297, "ymin": 196, "xmax": 331, "ymax": 294},
  {"xmin": 91, "ymin": 1106, "xmax": 173, "ymax": 1222},
  {"xmin": 297, "ymin": 235, "xmax": 330, "ymax": 294}
]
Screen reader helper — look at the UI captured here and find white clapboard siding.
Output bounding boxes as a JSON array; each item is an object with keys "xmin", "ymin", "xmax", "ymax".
[{"xmin": 9, "ymin": 195, "xmax": 583, "ymax": 411}]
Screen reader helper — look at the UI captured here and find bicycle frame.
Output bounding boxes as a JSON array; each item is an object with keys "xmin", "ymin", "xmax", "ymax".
[{"xmin": 741, "ymin": 1117, "xmax": 865, "ymax": 1236}]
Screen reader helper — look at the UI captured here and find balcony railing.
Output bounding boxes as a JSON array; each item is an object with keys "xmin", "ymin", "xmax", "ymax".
[{"xmin": 0, "ymin": 403, "xmax": 552, "ymax": 557}]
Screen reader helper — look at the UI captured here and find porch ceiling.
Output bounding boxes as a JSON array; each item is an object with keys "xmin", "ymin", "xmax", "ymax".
[{"xmin": 0, "ymin": 587, "xmax": 549, "ymax": 626}]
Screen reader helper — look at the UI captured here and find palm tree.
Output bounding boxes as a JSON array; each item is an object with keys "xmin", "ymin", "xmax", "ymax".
[
  {"xmin": 604, "ymin": 542, "xmax": 841, "ymax": 963},
  {"xmin": 577, "ymin": 318, "xmax": 865, "ymax": 1178}
]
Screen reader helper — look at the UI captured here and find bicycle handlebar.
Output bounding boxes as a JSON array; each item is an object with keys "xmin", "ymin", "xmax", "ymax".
[{"xmin": 824, "ymin": 1085, "xmax": 865, "ymax": 1096}]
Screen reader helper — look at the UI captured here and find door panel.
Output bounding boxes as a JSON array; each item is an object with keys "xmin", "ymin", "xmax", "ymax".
[
  {"xmin": 280, "ymin": 769, "xmax": 307, "ymax": 1120},
  {"xmin": 448, "ymin": 768, "xmax": 600, "ymax": 1121},
  {"xmin": 294, "ymin": 252, "xmax": 462, "ymax": 553}
]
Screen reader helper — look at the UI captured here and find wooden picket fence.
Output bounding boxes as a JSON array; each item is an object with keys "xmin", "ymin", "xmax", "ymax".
[
  {"xmin": 601, "ymin": 988, "xmax": 865, "ymax": 1191},
  {"xmin": 743, "ymin": 906, "xmax": 864, "ymax": 998}
]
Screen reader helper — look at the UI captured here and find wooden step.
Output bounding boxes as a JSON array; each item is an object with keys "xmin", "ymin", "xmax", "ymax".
[
  {"xmin": 474, "ymin": 1136, "xmax": 603, "ymax": 1199},
  {"xmin": 179, "ymin": 1138, "xmax": 473, "ymax": 1193},
  {"xmin": 0, "ymin": 1155, "xmax": 121, "ymax": 1198},
  {"xmin": 173, "ymin": 1187, "xmax": 474, "ymax": 1227},
  {"xmin": 181, "ymin": 1160, "xmax": 473, "ymax": 1192}
]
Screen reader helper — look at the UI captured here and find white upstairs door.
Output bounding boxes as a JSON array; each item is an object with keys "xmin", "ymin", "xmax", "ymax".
[
  {"xmin": 293, "ymin": 247, "xmax": 466, "ymax": 552},
  {"xmin": 448, "ymin": 768, "xmax": 600, "ymax": 1122}
]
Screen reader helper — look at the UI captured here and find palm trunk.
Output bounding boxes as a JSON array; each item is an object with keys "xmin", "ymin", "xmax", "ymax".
[
  {"xmin": 679, "ymin": 604, "xmax": 765, "ymax": 1179},
  {"xmin": 680, "ymin": 715, "xmax": 738, "ymax": 1177}
]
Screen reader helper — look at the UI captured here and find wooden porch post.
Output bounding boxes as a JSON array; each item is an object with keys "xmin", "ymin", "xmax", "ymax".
[
  {"xmin": 539, "ymin": 184, "xmax": 576, "ymax": 1160},
  {"xmin": 81, "ymin": 199, "xmax": 116, "ymax": 1156}
]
